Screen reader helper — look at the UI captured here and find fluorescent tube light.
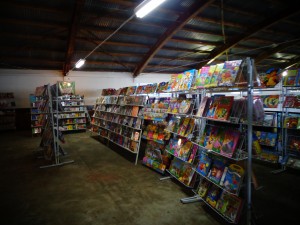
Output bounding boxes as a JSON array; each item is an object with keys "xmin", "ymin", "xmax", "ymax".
[
  {"xmin": 135, "ymin": 0, "xmax": 166, "ymax": 18},
  {"xmin": 75, "ymin": 59, "xmax": 85, "ymax": 68}
]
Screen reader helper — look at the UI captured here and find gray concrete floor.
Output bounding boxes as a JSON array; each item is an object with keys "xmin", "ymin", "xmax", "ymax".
[{"xmin": 0, "ymin": 130, "xmax": 299, "ymax": 225}]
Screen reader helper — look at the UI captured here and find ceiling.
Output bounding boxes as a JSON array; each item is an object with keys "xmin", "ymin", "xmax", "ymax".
[{"xmin": 1, "ymin": 0, "xmax": 300, "ymax": 77}]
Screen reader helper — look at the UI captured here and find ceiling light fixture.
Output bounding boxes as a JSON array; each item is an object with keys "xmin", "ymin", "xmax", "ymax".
[
  {"xmin": 75, "ymin": 59, "xmax": 85, "ymax": 68},
  {"xmin": 135, "ymin": 0, "xmax": 167, "ymax": 18}
]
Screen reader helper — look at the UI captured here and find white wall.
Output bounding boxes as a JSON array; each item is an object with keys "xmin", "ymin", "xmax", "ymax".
[{"xmin": 0, "ymin": 69, "xmax": 171, "ymax": 108}]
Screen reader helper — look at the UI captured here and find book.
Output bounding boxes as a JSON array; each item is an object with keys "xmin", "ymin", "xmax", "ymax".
[
  {"xmin": 179, "ymin": 69, "xmax": 196, "ymax": 90},
  {"xmin": 177, "ymin": 117, "xmax": 190, "ymax": 136},
  {"xmin": 209, "ymin": 63, "xmax": 224, "ymax": 87},
  {"xmin": 207, "ymin": 157, "xmax": 227, "ymax": 184},
  {"xmin": 196, "ymin": 96, "xmax": 210, "ymax": 117},
  {"xmin": 197, "ymin": 179, "xmax": 211, "ymax": 198},
  {"xmin": 188, "ymin": 144, "xmax": 198, "ymax": 163},
  {"xmin": 179, "ymin": 163, "xmax": 195, "ymax": 186},
  {"xmin": 204, "ymin": 65, "xmax": 216, "ymax": 87},
  {"xmin": 191, "ymin": 69, "xmax": 202, "ymax": 89},
  {"xmin": 220, "ymin": 129, "xmax": 240, "ymax": 158},
  {"xmin": 175, "ymin": 141, "xmax": 193, "ymax": 161},
  {"xmin": 218, "ymin": 60, "xmax": 243, "ymax": 86},
  {"xmin": 157, "ymin": 81, "xmax": 169, "ymax": 93},
  {"xmin": 213, "ymin": 96, "xmax": 234, "ymax": 121},
  {"xmin": 131, "ymin": 106, "xmax": 139, "ymax": 117},
  {"xmin": 283, "ymin": 69, "xmax": 298, "ymax": 86},
  {"xmin": 206, "ymin": 185, "xmax": 222, "ymax": 208},
  {"xmin": 215, "ymin": 191, "xmax": 243, "ymax": 223},
  {"xmin": 206, "ymin": 95, "xmax": 224, "ymax": 118},
  {"xmin": 167, "ymin": 74, "xmax": 178, "ymax": 91},
  {"xmin": 179, "ymin": 99, "xmax": 192, "ymax": 114},
  {"xmin": 198, "ymin": 66, "xmax": 210, "ymax": 88},
  {"xmin": 220, "ymin": 164, "xmax": 244, "ymax": 194},
  {"xmin": 261, "ymin": 95, "xmax": 279, "ymax": 108},
  {"xmin": 196, "ymin": 151, "xmax": 212, "ymax": 176}
]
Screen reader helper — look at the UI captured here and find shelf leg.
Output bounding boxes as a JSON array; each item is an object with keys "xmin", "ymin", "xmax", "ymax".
[
  {"xmin": 159, "ymin": 176, "xmax": 172, "ymax": 181},
  {"xmin": 180, "ymin": 195, "xmax": 202, "ymax": 204},
  {"xmin": 40, "ymin": 160, "xmax": 75, "ymax": 169}
]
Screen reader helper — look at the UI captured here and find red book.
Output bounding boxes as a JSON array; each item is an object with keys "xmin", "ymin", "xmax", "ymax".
[{"xmin": 213, "ymin": 96, "xmax": 234, "ymax": 120}]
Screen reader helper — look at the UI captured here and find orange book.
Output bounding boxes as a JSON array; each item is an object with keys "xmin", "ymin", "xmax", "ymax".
[{"xmin": 131, "ymin": 106, "xmax": 139, "ymax": 117}]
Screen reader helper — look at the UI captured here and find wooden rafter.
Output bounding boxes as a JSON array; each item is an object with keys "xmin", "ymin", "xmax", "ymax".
[
  {"xmin": 132, "ymin": 0, "xmax": 215, "ymax": 77},
  {"xmin": 198, "ymin": 6, "xmax": 300, "ymax": 68},
  {"xmin": 63, "ymin": 0, "xmax": 86, "ymax": 76},
  {"xmin": 255, "ymin": 39, "xmax": 300, "ymax": 63}
]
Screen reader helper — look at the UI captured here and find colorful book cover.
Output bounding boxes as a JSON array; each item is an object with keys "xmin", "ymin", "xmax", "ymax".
[
  {"xmin": 179, "ymin": 69, "xmax": 196, "ymax": 90},
  {"xmin": 212, "ymin": 128, "xmax": 225, "ymax": 153},
  {"xmin": 207, "ymin": 157, "xmax": 227, "ymax": 184},
  {"xmin": 265, "ymin": 132, "xmax": 277, "ymax": 146},
  {"xmin": 166, "ymin": 116, "xmax": 178, "ymax": 132},
  {"xmin": 188, "ymin": 144, "xmax": 198, "ymax": 163},
  {"xmin": 191, "ymin": 69, "xmax": 202, "ymax": 89},
  {"xmin": 178, "ymin": 117, "xmax": 190, "ymax": 136},
  {"xmin": 126, "ymin": 86, "xmax": 137, "ymax": 95},
  {"xmin": 175, "ymin": 141, "xmax": 193, "ymax": 161},
  {"xmin": 220, "ymin": 129, "xmax": 240, "ymax": 158},
  {"xmin": 295, "ymin": 69, "xmax": 300, "ymax": 86},
  {"xmin": 283, "ymin": 69, "xmax": 298, "ymax": 86},
  {"xmin": 283, "ymin": 96, "xmax": 297, "ymax": 108},
  {"xmin": 213, "ymin": 96, "xmax": 234, "ymax": 121},
  {"xmin": 204, "ymin": 65, "xmax": 216, "ymax": 87},
  {"xmin": 215, "ymin": 191, "xmax": 243, "ymax": 223},
  {"xmin": 179, "ymin": 100, "xmax": 192, "ymax": 114},
  {"xmin": 206, "ymin": 185, "xmax": 222, "ymax": 208},
  {"xmin": 196, "ymin": 151, "xmax": 212, "ymax": 176},
  {"xmin": 196, "ymin": 96, "xmax": 209, "ymax": 117},
  {"xmin": 261, "ymin": 95, "xmax": 279, "ymax": 108},
  {"xmin": 206, "ymin": 126, "xmax": 219, "ymax": 150},
  {"xmin": 209, "ymin": 63, "xmax": 224, "ymax": 88},
  {"xmin": 197, "ymin": 179, "xmax": 211, "ymax": 198},
  {"xmin": 167, "ymin": 74, "xmax": 178, "ymax": 91},
  {"xmin": 157, "ymin": 82, "xmax": 169, "ymax": 93},
  {"xmin": 179, "ymin": 163, "xmax": 195, "ymax": 186},
  {"xmin": 218, "ymin": 60, "xmax": 242, "ymax": 86},
  {"xmin": 184, "ymin": 118, "xmax": 195, "ymax": 137},
  {"xmin": 169, "ymin": 157, "xmax": 184, "ymax": 178},
  {"xmin": 219, "ymin": 164, "xmax": 244, "ymax": 194},
  {"xmin": 198, "ymin": 66, "xmax": 210, "ymax": 88},
  {"xmin": 206, "ymin": 95, "xmax": 224, "ymax": 118},
  {"xmin": 175, "ymin": 73, "xmax": 183, "ymax": 91}
]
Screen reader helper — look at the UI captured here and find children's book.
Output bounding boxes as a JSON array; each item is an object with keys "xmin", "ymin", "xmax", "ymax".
[
  {"xmin": 131, "ymin": 106, "xmax": 139, "ymax": 117},
  {"xmin": 175, "ymin": 141, "xmax": 193, "ymax": 161},
  {"xmin": 177, "ymin": 117, "xmax": 191, "ymax": 136},
  {"xmin": 197, "ymin": 179, "xmax": 211, "ymax": 198},
  {"xmin": 198, "ymin": 66, "xmax": 210, "ymax": 88},
  {"xmin": 215, "ymin": 191, "xmax": 243, "ymax": 223},
  {"xmin": 126, "ymin": 86, "xmax": 137, "ymax": 95},
  {"xmin": 184, "ymin": 118, "xmax": 195, "ymax": 137},
  {"xmin": 179, "ymin": 100, "xmax": 192, "ymax": 114},
  {"xmin": 206, "ymin": 95, "xmax": 224, "ymax": 118},
  {"xmin": 167, "ymin": 74, "xmax": 178, "ymax": 91},
  {"xmin": 209, "ymin": 63, "xmax": 224, "ymax": 88},
  {"xmin": 261, "ymin": 95, "xmax": 279, "ymax": 108},
  {"xmin": 212, "ymin": 128, "xmax": 225, "ymax": 153},
  {"xmin": 207, "ymin": 157, "xmax": 227, "ymax": 184},
  {"xmin": 179, "ymin": 69, "xmax": 196, "ymax": 91},
  {"xmin": 169, "ymin": 157, "xmax": 184, "ymax": 178},
  {"xmin": 175, "ymin": 73, "xmax": 183, "ymax": 91},
  {"xmin": 206, "ymin": 185, "xmax": 222, "ymax": 208},
  {"xmin": 218, "ymin": 60, "xmax": 243, "ymax": 86},
  {"xmin": 157, "ymin": 81, "xmax": 169, "ymax": 93},
  {"xmin": 196, "ymin": 96, "xmax": 210, "ymax": 117},
  {"xmin": 188, "ymin": 144, "xmax": 199, "ymax": 163},
  {"xmin": 166, "ymin": 116, "xmax": 178, "ymax": 132},
  {"xmin": 214, "ymin": 96, "xmax": 234, "ymax": 121},
  {"xmin": 179, "ymin": 163, "xmax": 195, "ymax": 186},
  {"xmin": 220, "ymin": 129, "xmax": 240, "ymax": 158},
  {"xmin": 206, "ymin": 126, "xmax": 219, "ymax": 150},
  {"xmin": 265, "ymin": 132, "xmax": 277, "ymax": 146},
  {"xmin": 191, "ymin": 69, "xmax": 202, "ymax": 89},
  {"xmin": 283, "ymin": 69, "xmax": 298, "ymax": 86},
  {"xmin": 204, "ymin": 65, "xmax": 216, "ymax": 87},
  {"xmin": 284, "ymin": 117, "xmax": 299, "ymax": 129},
  {"xmin": 283, "ymin": 95, "xmax": 298, "ymax": 108},
  {"xmin": 196, "ymin": 151, "xmax": 212, "ymax": 176},
  {"xmin": 220, "ymin": 164, "xmax": 244, "ymax": 194}
]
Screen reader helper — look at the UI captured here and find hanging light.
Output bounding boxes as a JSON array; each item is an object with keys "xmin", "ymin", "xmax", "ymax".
[
  {"xmin": 135, "ymin": 0, "xmax": 167, "ymax": 18},
  {"xmin": 75, "ymin": 59, "xmax": 85, "ymax": 68}
]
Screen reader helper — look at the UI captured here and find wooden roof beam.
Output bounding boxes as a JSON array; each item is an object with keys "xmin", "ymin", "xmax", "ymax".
[
  {"xmin": 63, "ymin": 0, "xmax": 85, "ymax": 76},
  {"xmin": 255, "ymin": 39, "xmax": 300, "ymax": 63},
  {"xmin": 198, "ymin": 6, "xmax": 300, "ymax": 68},
  {"xmin": 133, "ymin": 0, "xmax": 215, "ymax": 77}
]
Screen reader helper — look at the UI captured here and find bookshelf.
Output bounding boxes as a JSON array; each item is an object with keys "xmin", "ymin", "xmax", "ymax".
[
  {"xmin": 0, "ymin": 92, "xmax": 16, "ymax": 130},
  {"xmin": 29, "ymin": 94, "xmax": 46, "ymax": 136},
  {"xmin": 90, "ymin": 91, "xmax": 146, "ymax": 165}
]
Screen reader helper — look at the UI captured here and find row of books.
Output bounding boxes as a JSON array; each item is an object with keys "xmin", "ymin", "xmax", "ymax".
[
  {"xmin": 92, "ymin": 119, "xmax": 141, "ymax": 141},
  {"xmin": 196, "ymin": 151, "xmax": 245, "ymax": 195},
  {"xmin": 197, "ymin": 178, "xmax": 243, "ymax": 223},
  {"xmin": 146, "ymin": 97, "xmax": 170, "ymax": 109},
  {"xmin": 57, "ymin": 112, "xmax": 85, "ymax": 119},
  {"xmin": 168, "ymin": 158, "xmax": 195, "ymax": 186},
  {"xmin": 101, "ymin": 81, "xmax": 169, "ymax": 96},
  {"xmin": 59, "ymin": 124, "xmax": 86, "ymax": 131},
  {"xmin": 167, "ymin": 59, "xmax": 243, "ymax": 92},
  {"xmin": 60, "ymin": 118, "xmax": 86, "ymax": 125},
  {"xmin": 62, "ymin": 107, "xmax": 85, "ymax": 112},
  {"xmin": 166, "ymin": 117, "xmax": 195, "ymax": 138},
  {"xmin": 93, "ymin": 111, "xmax": 142, "ymax": 129},
  {"xmin": 96, "ymin": 105, "xmax": 141, "ymax": 117},
  {"xmin": 60, "ymin": 101, "xmax": 85, "ymax": 107},
  {"xmin": 197, "ymin": 126, "xmax": 241, "ymax": 158},
  {"xmin": 167, "ymin": 99, "xmax": 194, "ymax": 115},
  {"xmin": 109, "ymin": 132, "xmax": 139, "ymax": 153},
  {"xmin": 165, "ymin": 138, "xmax": 198, "ymax": 163},
  {"xmin": 142, "ymin": 123, "xmax": 166, "ymax": 142},
  {"xmin": 142, "ymin": 156, "xmax": 167, "ymax": 174},
  {"xmin": 140, "ymin": 107, "xmax": 168, "ymax": 120}
]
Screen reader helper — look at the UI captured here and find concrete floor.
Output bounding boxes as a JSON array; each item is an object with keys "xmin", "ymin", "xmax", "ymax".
[{"xmin": 0, "ymin": 130, "xmax": 299, "ymax": 225}]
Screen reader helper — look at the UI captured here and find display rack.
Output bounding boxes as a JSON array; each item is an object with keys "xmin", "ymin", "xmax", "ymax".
[
  {"xmin": 0, "ymin": 92, "xmax": 16, "ymax": 130},
  {"xmin": 29, "ymin": 94, "xmax": 46, "ymax": 136},
  {"xmin": 90, "ymin": 89, "xmax": 146, "ymax": 165},
  {"xmin": 36, "ymin": 84, "xmax": 74, "ymax": 168}
]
